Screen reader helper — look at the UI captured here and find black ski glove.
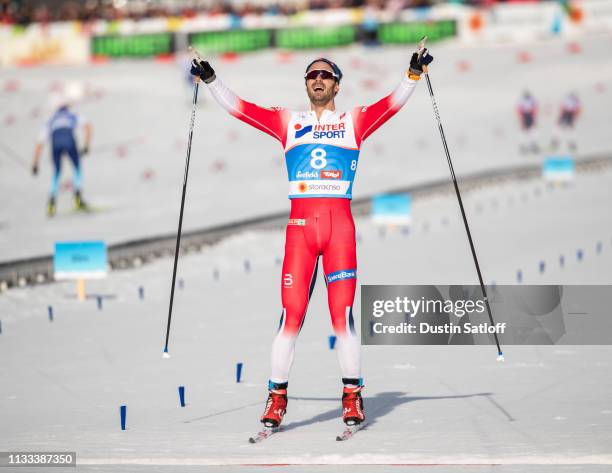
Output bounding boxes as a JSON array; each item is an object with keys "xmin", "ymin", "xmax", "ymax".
[
  {"xmin": 409, "ymin": 48, "xmax": 434, "ymax": 79},
  {"xmin": 190, "ymin": 59, "xmax": 216, "ymax": 84}
]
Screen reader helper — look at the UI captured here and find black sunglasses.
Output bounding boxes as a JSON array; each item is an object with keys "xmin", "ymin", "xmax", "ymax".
[{"xmin": 304, "ymin": 69, "xmax": 338, "ymax": 81}]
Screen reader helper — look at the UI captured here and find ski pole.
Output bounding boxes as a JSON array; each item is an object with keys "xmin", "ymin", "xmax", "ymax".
[
  {"xmin": 163, "ymin": 49, "xmax": 202, "ymax": 358},
  {"xmin": 419, "ymin": 37, "xmax": 504, "ymax": 361}
]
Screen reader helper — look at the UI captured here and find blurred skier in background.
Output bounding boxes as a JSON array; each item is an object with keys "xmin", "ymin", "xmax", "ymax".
[
  {"xmin": 551, "ymin": 92, "xmax": 581, "ymax": 152},
  {"xmin": 31, "ymin": 94, "xmax": 92, "ymax": 217},
  {"xmin": 190, "ymin": 45, "xmax": 433, "ymax": 430},
  {"xmin": 517, "ymin": 90, "xmax": 539, "ymax": 154}
]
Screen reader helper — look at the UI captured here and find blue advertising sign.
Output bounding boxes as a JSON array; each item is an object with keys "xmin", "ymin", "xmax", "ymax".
[
  {"xmin": 53, "ymin": 241, "xmax": 108, "ymax": 280},
  {"xmin": 543, "ymin": 156, "xmax": 575, "ymax": 182},
  {"xmin": 371, "ymin": 193, "xmax": 412, "ymax": 225}
]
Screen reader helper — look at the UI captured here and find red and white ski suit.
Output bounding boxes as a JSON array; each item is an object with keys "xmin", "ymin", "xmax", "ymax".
[{"xmin": 207, "ymin": 73, "xmax": 418, "ymax": 384}]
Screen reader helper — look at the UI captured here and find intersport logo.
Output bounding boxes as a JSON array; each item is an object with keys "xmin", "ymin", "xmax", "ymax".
[
  {"xmin": 321, "ymin": 170, "xmax": 342, "ymax": 179},
  {"xmin": 294, "ymin": 124, "xmax": 313, "ymax": 139}
]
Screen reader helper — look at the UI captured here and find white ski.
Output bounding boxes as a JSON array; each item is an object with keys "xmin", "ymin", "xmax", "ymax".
[
  {"xmin": 336, "ymin": 423, "xmax": 364, "ymax": 441},
  {"xmin": 248, "ymin": 426, "xmax": 280, "ymax": 443}
]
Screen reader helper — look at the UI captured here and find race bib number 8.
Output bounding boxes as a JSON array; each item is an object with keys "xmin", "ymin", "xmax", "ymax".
[{"xmin": 310, "ymin": 148, "xmax": 327, "ymax": 170}]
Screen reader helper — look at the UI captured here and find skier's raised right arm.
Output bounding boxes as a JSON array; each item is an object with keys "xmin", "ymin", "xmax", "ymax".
[{"xmin": 191, "ymin": 59, "xmax": 290, "ymax": 146}]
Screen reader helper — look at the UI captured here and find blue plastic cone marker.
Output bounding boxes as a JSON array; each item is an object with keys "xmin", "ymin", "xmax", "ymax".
[
  {"xmin": 96, "ymin": 296, "xmax": 102, "ymax": 310},
  {"xmin": 244, "ymin": 260, "xmax": 251, "ymax": 273},
  {"xmin": 178, "ymin": 279, "xmax": 184, "ymax": 289},
  {"xmin": 328, "ymin": 335, "xmax": 337, "ymax": 350},
  {"xmin": 597, "ymin": 242, "xmax": 603, "ymax": 254},
  {"xmin": 120, "ymin": 405, "xmax": 126, "ymax": 430},
  {"xmin": 539, "ymin": 261, "xmax": 545, "ymax": 274},
  {"xmin": 48, "ymin": 306, "xmax": 53, "ymax": 322},
  {"xmin": 517, "ymin": 270, "xmax": 523, "ymax": 283},
  {"xmin": 178, "ymin": 386, "xmax": 185, "ymax": 407},
  {"xmin": 138, "ymin": 286, "xmax": 144, "ymax": 300},
  {"xmin": 213, "ymin": 269, "xmax": 219, "ymax": 281},
  {"xmin": 577, "ymin": 249, "xmax": 583, "ymax": 261},
  {"xmin": 560, "ymin": 255, "xmax": 565, "ymax": 267},
  {"xmin": 236, "ymin": 362, "xmax": 243, "ymax": 383}
]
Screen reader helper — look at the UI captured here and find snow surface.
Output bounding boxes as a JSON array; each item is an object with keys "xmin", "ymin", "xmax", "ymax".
[
  {"xmin": 1, "ymin": 166, "xmax": 612, "ymax": 471},
  {"xmin": 1, "ymin": 35, "xmax": 612, "ymax": 261}
]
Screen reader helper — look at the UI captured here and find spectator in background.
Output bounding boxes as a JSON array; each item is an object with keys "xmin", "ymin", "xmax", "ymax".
[{"xmin": 2, "ymin": 0, "xmax": 438, "ymax": 25}]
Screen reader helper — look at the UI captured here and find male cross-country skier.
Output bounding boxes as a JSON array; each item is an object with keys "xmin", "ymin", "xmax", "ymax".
[
  {"xmin": 551, "ymin": 92, "xmax": 581, "ymax": 152},
  {"xmin": 190, "ymin": 46, "xmax": 433, "ymax": 428},
  {"xmin": 31, "ymin": 99, "xmax": 92, "ymax": 217},
  {"xmin": 516, "ymin": 90, "xmax": 539, "ymax": 154}
]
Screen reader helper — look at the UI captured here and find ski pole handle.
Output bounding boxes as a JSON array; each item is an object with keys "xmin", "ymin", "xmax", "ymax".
[
  {"xmin": 188, "ymin": 46, "xmax": 205, "ymax": 63},
  {"xmin": 417, "ymin": 35, "xmax": 428, "ymax": 59}
]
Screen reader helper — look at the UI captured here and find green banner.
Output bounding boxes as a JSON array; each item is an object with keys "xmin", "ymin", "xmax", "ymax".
[
  {"xmin": 91, "ymin": 33, "xmax": 173, "ymax": 57},
  {"xmin": 189, "ymin": 29, "xmax": 272, "ymax": 54},
  {"xmin": 89, "ymin": 20, "xmax": 456, "ymax": 58},
  {"xmin": 378, "ymin": 20, "xmax": 456, "ymax": 45},
  {"xmin": 276, "ymin": 25, "xmax": 356, "ymax": 49}
]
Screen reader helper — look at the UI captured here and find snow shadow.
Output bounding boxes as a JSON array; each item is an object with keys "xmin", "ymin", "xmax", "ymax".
[{"xmin": 283, "ymin": 391, "xmax": 495, "ymax": 431}]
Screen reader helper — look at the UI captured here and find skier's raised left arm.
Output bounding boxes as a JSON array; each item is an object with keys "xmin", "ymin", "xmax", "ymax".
[{"xmin": 352, "ymin": 48, "xmax": 433, "ymax": 146}]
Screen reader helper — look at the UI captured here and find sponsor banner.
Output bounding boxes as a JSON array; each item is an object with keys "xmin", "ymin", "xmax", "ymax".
[
  {"xmin": 542, "ymin": 156, "xmax": 575, "ymax": 182},
  {"xmin": 326, "ymin": 269, "xmax": 356, "ymax": 284},
  {"xmin": 0, "ymin": 22, "xmax": 89, "ymax": 67},
  {"xmin": 289, "ymin": 180, "xmax": 350, "ymax": 196},
  {"xmin": 91, "ymin": 32, "xmax": 174, "ymax": 58},
  {"xmin": 378, "ymin": 19, "xmax": 456, "ymax": 44},
  {"xmin": 189, "ymin": 29, "xmax": 272, "ymax": 54},
  {"xmin": 362, "ymin": 285, "xmax": 612, "ymax": 345},
  {"xmin": 54, "ymin": 241, "xmax": 108, "ymax": 280},
  {"xmin": 275, "ymin": 25, "xmax": 356, "ymax": 49},
  {"xmin": 297, "ymin": 8, "xmax": 357, "ymax": 27},
  {"xmin": 570, "ymin": 0, "xmax": 612, "ymax": 35},
  {"xmin": 460, "ymin": 2, "xmax": 565, "ymax": 44},
  {"xmin": 6, "ymin": 2, "xmax": 608, "ymax": 65},
  {"xmin": 371, "ymin": 193, "xmax": 412, "ymax": 225}
]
